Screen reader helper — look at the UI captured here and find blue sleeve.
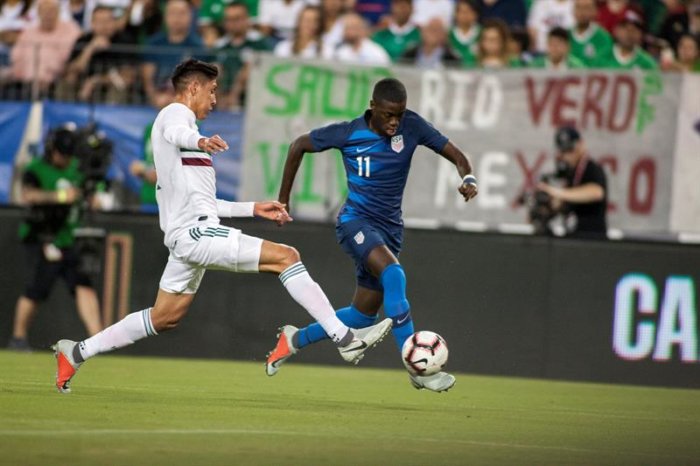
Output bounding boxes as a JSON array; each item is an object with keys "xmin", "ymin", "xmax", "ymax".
[
  {"xmin": 309, "ymin": 121, "xmax": 352, "ymax": 152},
  {"xmin": 415, "ymin": 114, "xmax": 449, "ymax": 154}
]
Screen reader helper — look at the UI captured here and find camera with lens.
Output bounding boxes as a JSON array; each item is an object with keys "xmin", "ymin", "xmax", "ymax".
[{"xmin": 517, "ymin": 160, "xmax": 570, "ymax": 236}]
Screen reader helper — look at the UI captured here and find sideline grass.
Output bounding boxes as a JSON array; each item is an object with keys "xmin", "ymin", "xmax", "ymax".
[{"xmin": 0, "ymin": 350, "xmax": 698, "ymax": 466}]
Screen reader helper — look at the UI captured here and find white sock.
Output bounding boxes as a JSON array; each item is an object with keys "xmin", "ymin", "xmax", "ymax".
[
  {"xmin": 279, "ymin": 262, "xmax": 351, "ymax": 345},
  {"xmin": 77, "ymin": 308, "xmax": 157, "ymax": 361}
]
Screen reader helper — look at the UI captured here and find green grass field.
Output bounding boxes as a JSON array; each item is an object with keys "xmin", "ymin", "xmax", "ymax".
[{"xmin": 0, "ymin": 350, "xmax": 698, "ymax": 466}]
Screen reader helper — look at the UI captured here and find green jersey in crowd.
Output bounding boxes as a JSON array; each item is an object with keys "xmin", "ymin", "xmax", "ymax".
[
  {"xmin": 528, "ymin": 54, "xmax": 586, "ymax": 69},
  {"xmin": 215, "ymin": 35, "xmax": 272, "ymax": 92},
  {"xmin": 449, "ymin": 25, "xmax": 480, "ymax": 67},
  {"xmin": 140, "ymin": 122, "xmax": 157, "ymax": 206},
  {"xmin": 199, "ymin": 0, "xmax": 259, "ymax": 26},
  {"xmin": 19, "ymin": 157, "xmax": 83, "ymax": 248},
  {"xmin": 569, "ymin": 23, "xmax": 613, "ymax": 67},
  {"xmin": 596, "ymin": 45, "xmax": 659, "ymax": 70},
  {"xmin": 372, "ymin": 24, "xmax": 421, "ymax": 62}
]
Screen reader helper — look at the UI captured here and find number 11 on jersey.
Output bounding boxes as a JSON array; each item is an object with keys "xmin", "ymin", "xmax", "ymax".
[{"xmin": 356, "ymin": 156, "xmax": 370, "ymax": 177}]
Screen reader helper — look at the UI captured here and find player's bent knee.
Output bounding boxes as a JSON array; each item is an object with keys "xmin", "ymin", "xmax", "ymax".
[{"xmin": 278, "ymin": 245, "xmax": 301, "ymax": 271}]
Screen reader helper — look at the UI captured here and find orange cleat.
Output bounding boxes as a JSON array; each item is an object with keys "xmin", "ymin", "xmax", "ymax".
[
  {"xmin": 52, "ymin": 339, "xmax": 82, "ymax": 393},
  {"xmin": 265, "ymin": 325, "xmax": 298, "ymax": 376}
]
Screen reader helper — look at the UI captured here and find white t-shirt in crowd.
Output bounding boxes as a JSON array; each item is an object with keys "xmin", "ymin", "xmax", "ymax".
[
  {"xmin": 528, "ymin": 0, "xmax": 574, "ymax": 52},
  {"xmin": 258, "ymin": 0, "xmax": 317, "ymax": 40},
  {"xmin": 410, "ymin": 0, "xmax": 454, "ymax": 27},
  {"xmin": 334, "ymin": 39, "xmax": 391, "ymax": 65}
]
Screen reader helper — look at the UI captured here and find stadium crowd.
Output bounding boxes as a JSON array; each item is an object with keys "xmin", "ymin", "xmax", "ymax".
[{"xmin": 0, "ymin": 0, "xmax": 698, "ymax": 105}]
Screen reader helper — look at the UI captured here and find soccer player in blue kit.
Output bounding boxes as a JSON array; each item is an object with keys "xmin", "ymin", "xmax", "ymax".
[{"xmin": 265, "ymin": 78, "xmax": 478, "ymax": 392}]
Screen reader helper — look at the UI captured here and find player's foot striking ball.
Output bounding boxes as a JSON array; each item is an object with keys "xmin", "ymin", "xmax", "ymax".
[
  {"xmin": 270, "ymin": 77, "xmax": 478, "ymax": 391},
  {"xmin": 52, "ymin": 59, "xmax": 390, "ymax": 393}
]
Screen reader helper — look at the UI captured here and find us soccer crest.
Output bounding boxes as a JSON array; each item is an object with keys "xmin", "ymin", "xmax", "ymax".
[{"xmin": 391, "ymin": 135, "xmax": 404, "ymax": 153}]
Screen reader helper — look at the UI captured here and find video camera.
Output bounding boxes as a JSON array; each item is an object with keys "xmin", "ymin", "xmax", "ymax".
[
  {"xmin": 517, "ymin": 161, "xmax": 570, "ymax": 236},
  {"xmin": 45, "ymin": 122, "xmax": 113, "ymax": 195}
]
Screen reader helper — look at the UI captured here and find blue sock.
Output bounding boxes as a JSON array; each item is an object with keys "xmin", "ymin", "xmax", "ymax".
[
  {"xmin": 296, "ymin": 306, "xmax": 378, "ymax": 349},
  {"xmin": 380, "ymin": 263, "xmax": 413, "ymax": 352}
]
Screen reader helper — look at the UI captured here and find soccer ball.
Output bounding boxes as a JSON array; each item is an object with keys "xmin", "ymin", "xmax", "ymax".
[{"xmin": 401, "ymin": 331, "xmax": 449, "ymax": 376}]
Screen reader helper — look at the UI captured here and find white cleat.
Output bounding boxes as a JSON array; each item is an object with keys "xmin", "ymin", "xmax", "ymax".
[
  {"xmin": 265, "ymin": 325, "xmax": 298, "ymax": 376},
  {"xmin": 409, "ymin": 371, "xmax": 456, "ymax": 392},
  {"xmin": 52, "ymin": 339, "xmax": 82, "ymax": 394},
  {"xmin": 338, "ymin": 318, "xmax": 392, "ymax": 364}
]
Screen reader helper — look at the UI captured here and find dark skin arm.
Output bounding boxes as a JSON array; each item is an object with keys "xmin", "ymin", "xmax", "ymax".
[
  {"xmin": 439, "ymin": 140, "xmax": 478, "ymax": 202},
  {"xmin": 277, "ymin": 133, "xmax": 315, "ymax": 219}
]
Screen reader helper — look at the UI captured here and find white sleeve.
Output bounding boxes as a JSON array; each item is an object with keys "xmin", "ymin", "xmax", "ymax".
[
  {"xmin": 216, "ymin": 200, "xmax": 255, "ymax": 218},
  {"xmin": 161, "ymin": 106, "xmax": 203, "ymax": 150},
  {"xmin": 527, "ymin": 1, "xmax": 543, "ymax": 29}
]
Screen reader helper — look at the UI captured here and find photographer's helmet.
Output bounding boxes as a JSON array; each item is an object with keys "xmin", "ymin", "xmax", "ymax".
[{"xmin": 554, "ymin": 126, "xmax": 581, "ymax": 153}]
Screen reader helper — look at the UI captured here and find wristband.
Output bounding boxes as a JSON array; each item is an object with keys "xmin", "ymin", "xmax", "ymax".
[
  {"xmin": 462, "ymin": 174, "xmax": 477, "ymax": 186},
  {"xmin": 56, "ymin": 189, "xmax": 68, "ymax": 204}
]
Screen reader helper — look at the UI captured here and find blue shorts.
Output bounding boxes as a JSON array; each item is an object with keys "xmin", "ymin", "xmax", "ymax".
[{"xmin": 335, "ymin": 219, "xmax": 403, "ymax": 291}]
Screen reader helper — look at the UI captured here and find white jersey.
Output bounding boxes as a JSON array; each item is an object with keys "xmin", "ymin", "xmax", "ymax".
[{"xmin": 151, "ymin": 102, "xmax": 253, "ymax": 248}]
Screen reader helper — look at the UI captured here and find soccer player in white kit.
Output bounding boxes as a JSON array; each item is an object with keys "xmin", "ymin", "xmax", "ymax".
[{"xmin": 52, "ymin": 59, "xmax": 392, "ymax": 393}]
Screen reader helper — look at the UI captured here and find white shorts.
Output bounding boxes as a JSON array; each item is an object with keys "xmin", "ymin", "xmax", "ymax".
[{"xmin": 159, "ymin": 223, "xmax": 263, "ymax": 294}]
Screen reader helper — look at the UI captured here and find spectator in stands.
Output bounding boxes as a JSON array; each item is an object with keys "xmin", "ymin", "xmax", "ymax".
[
  {"xmin": 660, "ymin": 0, "xmax": 700, "ymax": 50},
  {"xmin": 528, "ymin": 0, "xmax": 574, "ymax": 52},
  {"xmin": 529, "ymin": 26, "xmax": 584, "ymax": 68},
  {"xmin": 200, "ymin": 0, "xmax": 259, "ymax": 47},
  {"xmin": 124, "ymin": 0, "xmax": 163, "ymax": 44},
  {"xmin": 449, "ymin": 0, "xmax": 479, "ymax": 67},
  {"xmin": 62, "ymin": 6, "xmax": 136, "ymax": 102},
  {"xmin": 401, "ymin": 17, "xmax": 459, "ymax": 67},
  {"xmin": 259, "ymin": 0, "xmax": 309, "ymax": 40},
  {"xmin": 129, "ymin": 122, "xmax": 158, "ymax": 212},
  {"xmin": 0, "ymin": 0, "xmax": 30, "ymax": 47},
  {"xmin": 372, "ymin": 0, "xmax": 420, "ymax": 61},
  {"xmin": 273, "ymin": 5, "xmax": 329, "ymax": 57},
  {"xmin": 215, "ymin": 2, "xmax": 271, "ymax": 108},
  {"xmin": 476, "ymin": 0, "xmax": 526, "ymax": 29},
  {"xmin": 7, "ymin": 0, "xmax": 80, "ymax": 94},
  {"xmin": 569, "ymin": 0, "xmax": 612, "ymax": 67},
  {"xmin": 410, "ymin": 0, "xmax": 454, "ymax": 27},
  {"xmin": 334, "ymin": 11, "xmax": 390, "ymax": 62},
  {"xmin": 354, "ymin": 0, "xmax": 390, "ymax": 25},
  {"xmin": 667, "ymin": 33, "xmax": 700, "ymax": 72},
  {"xmin": 321, "ymin": 0, "xmax": 347, "ymax": 52},
  {"xmin": 469, "ymin": 17, "xmax": 512, "ymax": 68},
  {"xmin": 596, "ymin": 0, "xmax": 637, "ymax": 34},
  {"xmin": 537, "ymin": 126, "xmax": 608, "ymax": 240},
  {"xmin": 598, "ymin": 10, "xmax": 657, "ymax": 69},
  {"xmin": 142, "ymin": 0, "xmax": 204, "ymax": 108}
]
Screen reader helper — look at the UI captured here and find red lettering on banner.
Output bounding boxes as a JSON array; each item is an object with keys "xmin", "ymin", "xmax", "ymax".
[
  {"xmin": 512, "ymin": 151, "xmax": 548, "ymax": 207},
  {"xmin": 597, "ymin": 155, "xmax": 618, "ymax": 213},
  {"xmin": 552, "ymin": 77, "xmax": 581, "ymax": 127},
  {"xmin": 629, "ymin": 158, "xmax": 656, "ymax": 214},
  {"xmin": 526, "ymin": 77, "xmax": 558, "ymax": 126},
  {"xmin": 608, "ymin": 76, "xmax": 637, "ymax": 132},
  {"xmin": 525, "ymin": 75, "xmax": 638, "ymax": 132},
  {"xmin": 581, "ymin": 75, "xmax": 607, "ymax": 129}
]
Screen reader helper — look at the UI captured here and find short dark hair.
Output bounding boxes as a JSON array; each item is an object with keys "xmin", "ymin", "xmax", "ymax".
[
  {"xmin": 548, "ymin": 26, "xmax": 569, "ymax": 42},
  {"xmin": 372, "ymin": 78, "xmax": 407, "ymax": 103},
  {"xmin": 456, "ymin": 0, "xmax": 478, "ymax": 13},
  {"xmin": 171, "ymin": 59, "xmax": 218, "ymax": 92},
  {"xmin": 92, "ymin": 5, "xmax": 114, "ymax": 17}
]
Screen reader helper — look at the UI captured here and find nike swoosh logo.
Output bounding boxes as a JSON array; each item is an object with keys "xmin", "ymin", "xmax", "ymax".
[
  {"xmin": 396, "ymin": 315, "xmax": 409, "ymax": 325},
  {"xmin": 355, "ymin": 146, "xmax": 374, "ymax": 154},
  {"xmin": 340, "ymin": 341, "xmax": 367, "ymax": 353}
]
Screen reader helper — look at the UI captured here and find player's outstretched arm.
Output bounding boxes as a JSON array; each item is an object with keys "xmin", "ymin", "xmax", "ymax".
[
  {"xmin": 277, "ymin": 133, "xmax": 315, "ymax": 216},
  {"xmin": 439, "ymin": 141, "xmax": 478, "ymax": 202}
]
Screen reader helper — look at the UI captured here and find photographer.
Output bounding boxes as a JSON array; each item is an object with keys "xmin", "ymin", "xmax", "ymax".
[
  {"xmin": 537, "ymin": 126, "xmax": 608, "ymax": 240},
  {"xmin": 7, "ymin": 125, "xmax": 102, "ymax": 351}
]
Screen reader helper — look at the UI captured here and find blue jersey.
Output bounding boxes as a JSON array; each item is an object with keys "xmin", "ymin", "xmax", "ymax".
[{"xmin": 310, "ymin": 110, "xmax": 448, "ymax": 228}]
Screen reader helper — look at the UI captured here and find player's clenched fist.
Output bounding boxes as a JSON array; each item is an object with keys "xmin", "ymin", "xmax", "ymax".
[
  {"xmin": 458, "ymin": 174, "xmax": 478, "ymax": 202},
  {"xmin": 254, "ymin": 201, "xmax": 293, "ymax": 226},
  {"xmin": 198, "ymin": 135, "xmax": 229, "ymax": 154}
]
